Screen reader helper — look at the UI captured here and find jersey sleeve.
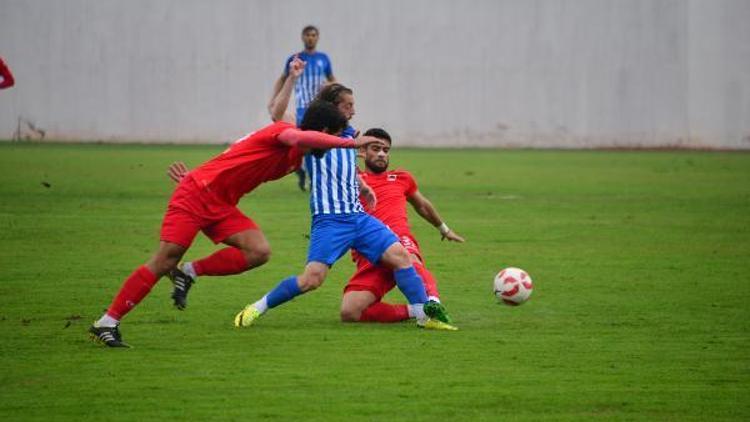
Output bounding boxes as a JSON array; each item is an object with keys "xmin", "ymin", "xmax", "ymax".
[{"xmin": 402, "ymin": 171, "xmax": 418, "ymax": 197}]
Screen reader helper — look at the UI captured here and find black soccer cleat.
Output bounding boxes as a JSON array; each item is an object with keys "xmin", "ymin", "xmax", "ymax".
[
  {"xmin": 89, "ymin": 324, "xmax": 130, "ymax": 348},
  {"xmin": 168, "ymin": 266, "xmax": 195, "ymax": 310}
]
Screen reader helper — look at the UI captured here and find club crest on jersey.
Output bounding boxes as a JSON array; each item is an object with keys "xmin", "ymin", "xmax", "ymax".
[
  {"xmin": 387, "ymin": 174, "xmax": 397, "ymax": 181},
  {"xmin": 317, "ymin": 59, "xmax": 325, "ymax": 68}
]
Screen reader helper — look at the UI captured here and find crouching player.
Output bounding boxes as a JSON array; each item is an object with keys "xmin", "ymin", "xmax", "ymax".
[{"xmin": 340, "ymin": 128, "xmax": 465, "ymax": 323}]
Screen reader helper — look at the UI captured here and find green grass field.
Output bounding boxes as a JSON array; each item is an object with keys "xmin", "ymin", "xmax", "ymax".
[{"xmin": 1, "ymin": 143, "xmax": 748, "ymax": 420}]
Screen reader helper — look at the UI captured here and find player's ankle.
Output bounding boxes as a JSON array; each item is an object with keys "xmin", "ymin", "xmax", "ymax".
[
  {"xmin": 96, "ymin": 314, "xmax": 119, "ymax": 327},
  {"xmin": 408, "ymin": 304, "xmax": 425, "ymax": 320}
]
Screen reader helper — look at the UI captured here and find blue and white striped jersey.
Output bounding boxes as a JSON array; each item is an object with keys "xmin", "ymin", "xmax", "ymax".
[
  {"xmin": 304, "ymin": 126, "xmax": 363, "ymax": 216},
  {"xmin": 284, "ymin": 51, "xmax": 333, "ymax": 112}
]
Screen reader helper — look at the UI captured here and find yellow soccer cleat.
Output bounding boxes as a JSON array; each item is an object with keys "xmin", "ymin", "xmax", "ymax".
[
  {"xmin": 234, "ymin": 305, "xmax": 261, "ymax": 327},
  {"xmin": 418, "ymin": 318, "xmax": 459, "ymax": 331}
]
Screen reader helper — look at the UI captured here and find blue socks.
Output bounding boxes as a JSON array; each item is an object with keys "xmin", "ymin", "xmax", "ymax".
[
  {"xmin": 266, "ymin": 276, "xmax": 303, "ymax": 309},
  {"xmin": 393, "ymin": 267, "xmax": 428, "ymax": 304}
]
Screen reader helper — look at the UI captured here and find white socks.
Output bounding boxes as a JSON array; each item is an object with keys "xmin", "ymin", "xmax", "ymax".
[
  {"xmin": 182, "ymin": 262, "xmax": 197, "ymax": 280},
  {"xmin": 96, "ymin": 314, "xmax": 119, "ymax": 327},
  {"xmin": 409, "ymin": 304, "xmax": 426, "ymax": 321},
  {"xmin": 252, "ymin": 296, "xmax": 269, "ymax": 314},
  {"xmin": 408, "ymin": 298, "xmax": 440, "ymax": 319}
]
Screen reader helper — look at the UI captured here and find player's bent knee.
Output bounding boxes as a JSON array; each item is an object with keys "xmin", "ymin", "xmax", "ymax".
[
  {"xmin": 149, "ymin": 257, "xmax": 178, "ymax": 278},
  {"xmin": 340, "ymin": 307, "xmax": 362, "ymax": 322},
  {"xmin": 148, "ymin": 248, "xmax": 184, "ymax": 277},
  {"xmin": 245, "ymin": 247, "xmax": 271, "ymax": 267},
  {"xmin": 388, "ymin": 246, "xmax": 412, "ymax": 269}
]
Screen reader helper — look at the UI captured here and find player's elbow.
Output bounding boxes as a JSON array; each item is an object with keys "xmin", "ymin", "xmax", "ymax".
[{"xmin": 277, "ymin": 129, "xmax": 295, "ymax": 146}]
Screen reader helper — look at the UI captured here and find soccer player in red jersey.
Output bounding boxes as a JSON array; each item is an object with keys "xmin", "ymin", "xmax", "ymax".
[
  {"xmin": 0, "ymin": 56, "xmax": 15, "ymax": 89},
  {"xmin": 340, "ymin": 128, "xmax": 465, "ymax": 323},
  {"xmin": 89, "ymin": 100, "xmax": 385, "ymax": 347}
]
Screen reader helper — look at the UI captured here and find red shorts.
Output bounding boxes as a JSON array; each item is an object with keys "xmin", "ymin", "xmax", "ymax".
[
  {"xmin": 344, "ymin": 234, "xmax": 424, "ymax": 300},
  {"xmin": 160, "ymin": 176, "xmax": 259, "ymax": 248}
]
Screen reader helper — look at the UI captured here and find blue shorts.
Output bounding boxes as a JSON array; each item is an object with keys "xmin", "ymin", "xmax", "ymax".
[{"xmin": 307, "ymin": 213, "xmax": 399, "ymax": 266}]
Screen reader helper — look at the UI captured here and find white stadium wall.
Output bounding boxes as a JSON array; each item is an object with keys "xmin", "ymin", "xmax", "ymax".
[{"xmin": 0, "ymin": 0, "xmax": 748, "ymax": 148}]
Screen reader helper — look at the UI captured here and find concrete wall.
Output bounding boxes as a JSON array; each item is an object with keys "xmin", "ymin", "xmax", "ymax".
[{"xmin": 1, "ymin": 0, "xmax": 748, "ymax": 148}]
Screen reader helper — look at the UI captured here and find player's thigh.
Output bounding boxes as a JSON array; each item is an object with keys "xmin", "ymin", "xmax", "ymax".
[
  {"xmin": 352, "ymin": 214, "xmax": 399, "ymax": 266},
  {"xmin": 222, "ymin": 228, "xmax": 270, "ymax": 254},
  {"xmin": 307, "ymin": 215, "xmax": 357, "ymax": 266},
  {"xmin": 203, "ymin": 207, "xmax": 259, "ymax": 245},
  {"xmin": 344, "ymin": 263, "xmax": 395, "ymax": 302}
]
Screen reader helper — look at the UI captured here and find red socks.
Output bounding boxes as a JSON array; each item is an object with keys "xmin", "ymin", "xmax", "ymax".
[
  {"xmin": 359, "ymin": 302, "xmax": 409, "ymax": 322},
  {"xmin": 415, "ymin": 262, "xmax": 440, "ymax": 298},
  {"xmin": 106, "ymin": 266, "xmax": 158, "ymax": 319},
  {"xmin": 193, "ymin": 247, "xmax": 248, "ymax": 276}
]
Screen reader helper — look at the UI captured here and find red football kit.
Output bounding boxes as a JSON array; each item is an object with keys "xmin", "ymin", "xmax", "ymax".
[
  {"xmin": 0, "ymin": 56, "xmax": 15, "ymax": 89},
  {"xmin": 345, "ymin": 169, "xmax": 440, "ymax": 303},
  {"xmin": 161, "ymin": 121, "xmax": 355, "ymax": 247}
]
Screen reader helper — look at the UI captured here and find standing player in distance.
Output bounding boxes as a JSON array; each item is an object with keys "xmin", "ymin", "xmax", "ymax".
[
  {"xmin": 89, "ymin": 101, "xmax": 385, "ymax": 347},
  {"xmin": 233, "ymin": 85, "xmax": 458, "ymax": 331},
  {"xmin": 270, "ymin": 25, "xmax": 336, "ymax": 191},
  {"xmin": 341, "ymin": 128, "xmax": 465, "ymax": 323},
  {"xmin": 0, "ymin": 56, "xmax": 15, "ymax": 89}
]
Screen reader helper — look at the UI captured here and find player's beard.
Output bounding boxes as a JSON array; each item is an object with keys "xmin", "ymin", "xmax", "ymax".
[{"xmin": 365, "ymin": 159, "xmax": 388, "ymax": 174}]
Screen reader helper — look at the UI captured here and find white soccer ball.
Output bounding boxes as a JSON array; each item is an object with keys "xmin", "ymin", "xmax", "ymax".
[{"xmin": 494, "ymin": 267, "xmax": 533, "ymax": 306}]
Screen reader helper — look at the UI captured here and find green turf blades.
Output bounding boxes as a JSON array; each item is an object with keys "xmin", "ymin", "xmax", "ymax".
[{"xmin": 0, "ymin": 144, "xmax": 748, "ymax": 420}]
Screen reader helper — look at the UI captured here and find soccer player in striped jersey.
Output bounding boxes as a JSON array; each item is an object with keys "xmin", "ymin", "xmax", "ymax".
[
  {"xmin": 233, "ymin": 84, "xmax": 458, "ymax": 331},
  {"xmin": 89, "ymin": 101, "xmax": 385, "ymax": 347},
  {"xmin": 341, "ymin": 128, "xmax": 465, "ymax": 323},
  {"xmin": 270, "ymin": 25, "xmax": 336, "ymax": 191}
]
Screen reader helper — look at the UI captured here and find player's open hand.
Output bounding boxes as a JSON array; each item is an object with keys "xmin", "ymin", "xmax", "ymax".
[
  {"xmin": 167, "ymin": 161, "xmax": 190, "ymax": 183},
  {"xmin": 442, "ymin": 230, "xmax": 465, "ymax": 243},
  {"xmin": 353, "ymin": 135, "xmax": 386, "ymax": 149}
]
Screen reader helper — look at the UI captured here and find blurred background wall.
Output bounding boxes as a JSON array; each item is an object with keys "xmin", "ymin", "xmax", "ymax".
[{"xmin": 1, "ymin": 0, "xmax": 748, "ymax": 148}]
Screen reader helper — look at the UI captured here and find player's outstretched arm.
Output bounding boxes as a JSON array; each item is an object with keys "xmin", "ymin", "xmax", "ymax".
[
  {"xmin": 269, "ymin": 56, "xmax": 305, "ymax": 123},
  {"xmin": 407, "ymin": 191, "xmax": 465, "ymax": 242},
  {"xmin": 278, "ymin": 130, "xmax": 384, "ymax": 151}
]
